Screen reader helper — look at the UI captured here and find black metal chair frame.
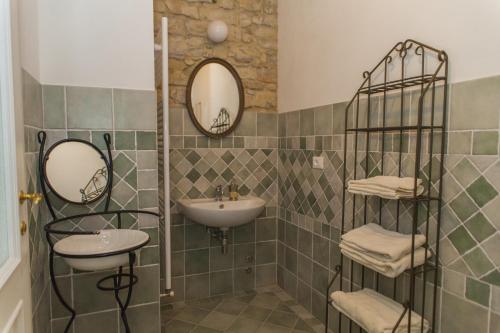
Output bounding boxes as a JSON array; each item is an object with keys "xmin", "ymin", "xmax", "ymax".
[{"xmin": 38, "ymin": 131, "xmax": 160, "ymax": 333}]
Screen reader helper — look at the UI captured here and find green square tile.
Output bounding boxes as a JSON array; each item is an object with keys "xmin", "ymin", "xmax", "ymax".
[
  {"xmin": 197, "ymin": 136, "xmax": 209, "ymax": 148},
  {"xmin": 448, "ymin": 226, "xmax": 476, "ymax": 254},
  {"xmin": 136, "ymin": 131, "xmax": 157, "ymax": 150},
  {"xmin": 185, "ymin": 249, "xmax": 209, "ymax": 275},
  {"xmin": 450, "ymin": 192, "xmax": 478, "ymax": 221},
  {"xmin": 257, "ymin": 113, "xmax": 277, "ymax": 137},
  {"xmin": 482, "ymin": 270, "xmax": 500, "ymax": 287},
  {"xmin": 67, "ymin": 86, "xmax": 112, "ymax": 129},
  {"xmin": 68, "ymin": 131, "xmax": 90, "ymax": 141},
  {"xmin": 452, "ymin": 158, "xmax": 480, "ymax": 187},
  {"xmin": 184, "ymin": 136, "xmax": 196, "ymax": 148},
  {"xmin": 113, "ymin": 89, "xmax": 156, "ymax": 130},
  {"xmin": 113, "ymin": 154, "xmax": 135, "ymax": 178},
  {"xmin": 210, "ymin": 271, "xmax": 234, "ymax": 295},
  {"xmin": 448, "ymin": 131, "xmax": 472, "ymax": 154},
  {"xmin": 465, "ymin": 213, "xmax": 496, "ymax": 243},
  {"xmin": 473, "ymin": 131, "xmax": 499, "ymax": 155},
  {"xmin": 300, "ymin": 110, "xmax": 314, "ymax": 136},
  {"xmin": 43, "ymin": 85, "xmax": 65, "ymax": 129},
  {"xmin": 114, "ymin": 131, "xmax": 135, "ymax": 150},
  {"xmin": 463, "ymin": 247, "xmax": 495, "ymax": 277},
  {"xmin": 138, "ymin": 190, "xmax": 157, "ymax": 209},
  {"xmin": 235, "ymin": 111, "xmax": 257, "ymax": 136},
  {"xmin": 450, "ymin": 76, "xmax": 500, "ymax": 130},
  {"xmin": 91, "ymin": 131, "xmax": 109, "ymax": 150},
  {"xmin": 467, "ymin": 176, "xmax": 498, "ymax": 207},
  {"xmin": 186, "ymin": 169, "xmax": 201, "ymax": 183},
  {"xmin": 234, "ymin": 136, "xmax": 245, "ymax": 148},
  {"xmin": 465, "ymin": 277, "xmax": 490, "ymax": 307}
]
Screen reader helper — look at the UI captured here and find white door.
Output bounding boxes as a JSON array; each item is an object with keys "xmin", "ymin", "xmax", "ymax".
[{"xmin": 0, "ymin": 0, "xmax": 33, "ymax": 331}]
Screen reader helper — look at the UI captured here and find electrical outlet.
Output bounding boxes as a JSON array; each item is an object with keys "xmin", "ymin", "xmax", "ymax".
[{"xmin": 312, "ymin": 156, "xmax": 324, "ymax": 169}]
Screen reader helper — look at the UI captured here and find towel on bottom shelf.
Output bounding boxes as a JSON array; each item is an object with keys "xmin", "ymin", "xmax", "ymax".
[
  {"xmin": 341, "ymin": 223, "xmax": 427, "ymax": 261},
  {"xmin": 331, "ymin": 288, "xmax": 429, "ymax": 333},
  {"xmin": 340, "ymin": 243, "xmax": 432, "ymax": 278}
]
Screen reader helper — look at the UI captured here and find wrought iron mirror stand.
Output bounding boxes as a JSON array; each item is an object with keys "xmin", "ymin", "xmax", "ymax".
[{"xmin": 38, "ymin": 131, "xmax": 159, "ymax": 333}]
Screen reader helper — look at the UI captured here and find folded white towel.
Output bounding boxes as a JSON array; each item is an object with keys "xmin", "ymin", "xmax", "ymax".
[
  {"xmin": 349, "ymin": 176, "xmax": 423, "ymax": 192},
  {"xmin": 331, "ymin": 289, "xmax": 429, "ymax": 333},
  {"xmin": 341, "ymin": 224, "xmax": 427, "ymax": 261},
  {"xmin": 340, "ymin": 243, "xmax": 432, "ymax": 278},
  {"xmin": 348, "ymin": 184, "xmax": 425, "ymax": 199}
]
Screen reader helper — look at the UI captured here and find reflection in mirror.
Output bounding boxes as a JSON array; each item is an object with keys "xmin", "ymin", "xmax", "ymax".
[
  {"xmin": 187, "ymin": 58, "xmax": 244, "ymax": 138},
  {"xmin": 45, "ymin": 141, "xmax": 109, "ymax": 204}
]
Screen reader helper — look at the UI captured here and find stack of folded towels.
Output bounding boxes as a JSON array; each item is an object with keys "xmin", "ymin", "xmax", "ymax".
[
  {"xmin": 331, "ymin": 288, "xmax": 429, "ymax": 333},
  {"xmin": 340, "ymin": 223, "xmax": 431, "ymax": 278},
  {"xmin": 348, "ymin": 176, "xmax": 424, "ymax": 199}
]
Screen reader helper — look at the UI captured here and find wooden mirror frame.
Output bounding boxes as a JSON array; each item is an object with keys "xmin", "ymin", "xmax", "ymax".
[{"xmin": 186, "ymin": 58, "xmax": 245, "ymax": 138}]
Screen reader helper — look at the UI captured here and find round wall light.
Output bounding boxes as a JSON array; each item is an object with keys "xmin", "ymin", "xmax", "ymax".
[{"xmin": 207, "ymin": 20, "xmax": 228, "ymax": 43}]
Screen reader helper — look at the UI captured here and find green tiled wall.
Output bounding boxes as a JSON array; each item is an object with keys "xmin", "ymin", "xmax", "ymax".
[
  {"xmin": 38, "ymin": 80, "xmax": 160, "ymax": 332},
  {"xmin": 165, "ymin": 108, "xmax": 279, "ymax": 303},
  {"xmin": 23, "ymin": 70, "xmax": 51, "ymax": 333},
  {"xmin": 277, "ymin": 75, "xmax": 500, "ymax": 333}
]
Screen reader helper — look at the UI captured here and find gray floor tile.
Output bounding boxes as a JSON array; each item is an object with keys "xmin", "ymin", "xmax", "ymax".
[
  {"xmin": 249, "ymin": 292, "xmax": 281, "ymax": 309},
  {"xmin": 199, "ymin": 311, "xmax": 238, "ymax": 331},
  {"xmin": 163, "ymin": 319, "xmax": 196, "ymax": 333},
  {"xmin": 256, "ymin": 322, "xmax": 290, "ymax": 333},
  {"xmin": 175, "ymin": 306, "xmax": 210, "ymax": 324},
  {"xmin": 266, "ymin": 310, "xmax": 298, "ymax": 328},
  {"xmin": 240, "ymin": 305, "xmax": 272, "ymax": 321},
  {"xmin": 215, "ymin": 299, "xmax": 247, "ymax": 316},
  {"xmin": 226, "ymin": 317, "xmax": 263, "ymax": 333}
]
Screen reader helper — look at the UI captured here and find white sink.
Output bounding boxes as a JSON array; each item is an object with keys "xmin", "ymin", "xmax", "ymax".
[
  {"xmin": 177, "ymin": 196, "xmax": 266, "ymax": 229},
  {"xmin": 53, "ymin": 229, "xmax": 149, "ymax": 271}
]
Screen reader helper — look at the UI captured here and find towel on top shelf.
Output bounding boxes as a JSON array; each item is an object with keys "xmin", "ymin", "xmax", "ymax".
[
  {"xmin": 348, "ymin": 176, "xmax": 424, "ymax": 199},
  {"xmin": 340, "ymin": 223, "xmax": 430, "ymax": 278},
  {"xmin": 331, "ymin": 288, "xmax": 429, "ymax": 333}
]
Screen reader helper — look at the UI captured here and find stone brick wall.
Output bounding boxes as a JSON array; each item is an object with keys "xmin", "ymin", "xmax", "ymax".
[{"xmin": 154, "ymin": 0, "xmax": 278, "ymax": 113}]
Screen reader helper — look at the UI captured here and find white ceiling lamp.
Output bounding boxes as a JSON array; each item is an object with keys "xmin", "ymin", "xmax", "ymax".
[{"xmin": 208, "ymin": 20, "xmax": 228, "ymax": 43}]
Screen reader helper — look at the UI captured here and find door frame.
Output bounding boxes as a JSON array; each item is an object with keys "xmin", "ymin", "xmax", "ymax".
[{"xmin": 0, "ymin": 0, "xmax": 22, "ymax": 289}]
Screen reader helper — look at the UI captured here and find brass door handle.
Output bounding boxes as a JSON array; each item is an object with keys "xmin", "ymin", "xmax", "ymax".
[
  {"xmin": 20, "ymin": 221, "xmax": 27, "ymax": 236},
  {"xmin": 19, "ymin": 191, "xmax": 43, "ymax": 204}
]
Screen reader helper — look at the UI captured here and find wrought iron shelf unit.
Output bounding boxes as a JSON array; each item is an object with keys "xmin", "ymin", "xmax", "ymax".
[
  {"xmin": 357, "ymin": 74, "xmax": 446, "ymax": 95},
  {"xmin": 325, "ymin": 40, "xmax": 448, "ymax": 333}
]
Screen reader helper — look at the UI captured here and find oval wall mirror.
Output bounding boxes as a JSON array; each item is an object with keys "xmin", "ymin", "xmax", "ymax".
[
  {"xmin": 44, "ymin": 140, "xmax": 110, "ymax": 204},
  {"xmin": 186, "ymin": 58, "xmax": 244, "ymax": 138}
]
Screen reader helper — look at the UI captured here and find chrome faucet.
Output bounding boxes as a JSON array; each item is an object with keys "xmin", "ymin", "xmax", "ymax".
[{"xmin": 215, "ymin": 185, "xmax": 224, "ymax": 202}]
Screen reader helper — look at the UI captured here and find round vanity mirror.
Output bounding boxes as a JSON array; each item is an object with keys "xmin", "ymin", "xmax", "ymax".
[
  {"xmin": 186, "ymin": 58, "xmax": 244, "ymax": 138},
  {"xmin": 44, "ymin": 140, "xmax": 110, "ymax": 204}
]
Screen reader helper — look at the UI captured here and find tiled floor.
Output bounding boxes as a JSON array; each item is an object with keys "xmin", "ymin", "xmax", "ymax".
[{"xmin": 161, "ymin": 286, "xmax": 324, "ymax": 333}]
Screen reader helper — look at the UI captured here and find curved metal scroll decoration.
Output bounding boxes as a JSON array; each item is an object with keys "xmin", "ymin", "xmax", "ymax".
[{"xmin": 37, "ymin": 131, "xmax": 159, "ymax": 333}]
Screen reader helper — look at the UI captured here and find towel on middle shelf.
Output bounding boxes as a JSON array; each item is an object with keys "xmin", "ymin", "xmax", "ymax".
[
  {"xmin": 340, "ymin": 243, "xmax": 432, "ymax": 278},
  {"xmin": 341, "ymin": 223, "xmax": 427, "ymax": 262},
  {"xmin": 331, "ymin": 288, "xmax": 429, "ymax": 333},
  {"xmin": 348, "ymin": 176, "xmax": 424, "ymax": 199}
]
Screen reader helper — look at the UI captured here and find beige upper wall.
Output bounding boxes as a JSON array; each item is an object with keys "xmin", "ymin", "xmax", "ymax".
[
  {"xmin": 278, "ymin": 0, "xmax": 500, "ymax": 112},
  {"xmin": 19, "ymin": 0, "xmax": 155, "ymax": 90},
  {"xmin": 155, "ymin": 0, "xmax": 277, "ymax": 112}
]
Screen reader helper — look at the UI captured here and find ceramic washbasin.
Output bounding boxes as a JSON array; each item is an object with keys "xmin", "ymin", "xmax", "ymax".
[
  {"xmin": 53, "ymin": 229, "xmax": 149, "ymax": 271},
  {"xmin": 177, "ymin": 196, "xmax": 266, "ymax": 229}
]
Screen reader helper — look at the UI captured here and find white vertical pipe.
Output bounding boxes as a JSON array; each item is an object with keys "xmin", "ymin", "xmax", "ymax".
[{"xmin": 161, "ymin": 16, "xmax": 172, "ymax": 294}]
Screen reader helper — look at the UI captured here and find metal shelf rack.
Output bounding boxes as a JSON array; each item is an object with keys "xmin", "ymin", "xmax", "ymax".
[{"xmin": 325, "ymin": 40, "xmax": 448, "ymax": 333}]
